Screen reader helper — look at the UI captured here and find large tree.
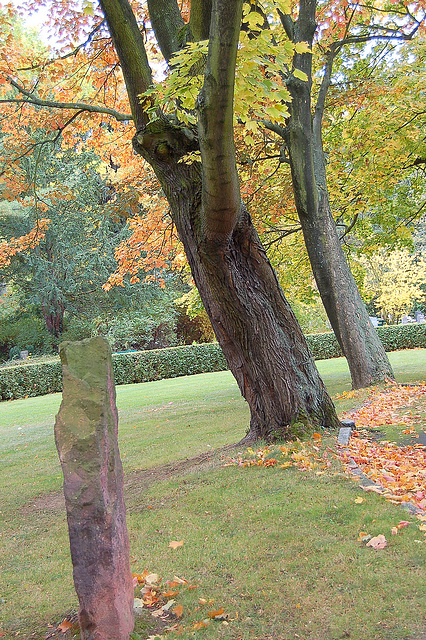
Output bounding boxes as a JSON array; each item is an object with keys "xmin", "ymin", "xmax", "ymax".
[
  {"xmin": 279, "ymin": 0, "xmax": 425, "ymax": 387},
  {"xmin": 102, "ymin": 0, "xmax": 340, "ymax": 440}
]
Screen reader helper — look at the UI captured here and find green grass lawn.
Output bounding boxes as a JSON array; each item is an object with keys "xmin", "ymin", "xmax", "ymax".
[{"xmin": 0, "ymin": 349, "xmax": 425, "ymax": 639}]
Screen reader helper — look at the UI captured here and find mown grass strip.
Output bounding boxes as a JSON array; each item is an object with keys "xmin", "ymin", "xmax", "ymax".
[{"xmin": 0, "ymin": 350, "xmax": 425, "ymax": 639}]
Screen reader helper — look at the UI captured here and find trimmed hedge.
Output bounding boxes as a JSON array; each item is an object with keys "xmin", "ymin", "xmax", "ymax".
[
  {"xmin": 112, "ymin": 343, "xmax": 227, "ymax": 387},
  {"xmin": 1, "ymin": 323, "xmax": 425, "ymax": 401},
  {"xmin": 376, "ymin": 323, "xmax": 426, "ymax": 351},
  {"xmin": 0, "ymin": 343, "xmax": 227, "ymax": 401}
]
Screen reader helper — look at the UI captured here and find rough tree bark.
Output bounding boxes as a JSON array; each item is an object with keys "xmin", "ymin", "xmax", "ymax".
[
  {"xmin": 280, "ymin": 0, "xmax": 395, "ymax": 389},
  {"xmin": 99, "ymin": 0, "xmax": 340, "ymax": 440}
]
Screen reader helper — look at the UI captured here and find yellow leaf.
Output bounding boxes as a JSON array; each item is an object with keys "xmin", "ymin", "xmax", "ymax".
[
  {"xmin": 169, "ymin": 540, "xmax": 184, "ymax": 549},
  {"xmin": 294, "ymin": 42, "xmax": 311, "ymax": 54},
  {"xmin": 354, "ymin": 497, "xmax": 364, "ymax": 504},
  {"xmin": 293, "ymin": 68, "xmax": 308, "ymax": 82}
]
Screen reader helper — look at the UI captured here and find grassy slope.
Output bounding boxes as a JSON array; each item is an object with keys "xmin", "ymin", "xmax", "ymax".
[{"xmin": 0, "ymin": 349, "xmax": 425, "ymax": 639}]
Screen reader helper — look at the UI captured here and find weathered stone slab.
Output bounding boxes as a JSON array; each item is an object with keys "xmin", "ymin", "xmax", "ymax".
[
  {"xmin": 338, "ymin": 420, "xmax": 355, "ymax": 446},
  {"xmin": 54, "ymin": 337, "xmax": 134, "ymax": 640}
]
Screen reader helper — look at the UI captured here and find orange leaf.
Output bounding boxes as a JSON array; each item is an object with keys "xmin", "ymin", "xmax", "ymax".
[
  {"xmin": 193, "ymin": 620, "xmax": 210, "ymax": 630},
  {"xmin": 169, "ymin": 540, "xmax": 184, "ymax": 549},
  {"xmin": 58, "ymin": 620, "xmax": 73, "ymax": 633},
  {"xmin": 173, "ymin": 604, "xmax": 184, "ymax": 617},
  {"xmin": 208, "ymin": 607, "xmax": 225, "ymax": 619}
]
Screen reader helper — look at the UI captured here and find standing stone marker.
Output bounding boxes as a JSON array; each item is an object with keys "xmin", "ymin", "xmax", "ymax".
[{"xmin": 54, "ymin": 337, "xmax": 134, "ymax": 640}]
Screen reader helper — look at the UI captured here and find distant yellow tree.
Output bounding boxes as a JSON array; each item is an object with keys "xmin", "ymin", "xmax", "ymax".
[{"xmin": 360, "ymin": 249, "xmax": 426, "ymax": 323}]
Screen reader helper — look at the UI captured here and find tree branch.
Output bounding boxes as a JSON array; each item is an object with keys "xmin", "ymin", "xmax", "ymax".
[
  {"xmin": 3, "ymin": 78, "xmax": 133, "ymax": 121},
  {"xmin": 17, "ymin": 22, "xmax": 105, "ymax": 71},
  {"xmin": 147, "ymin": 0, "xmax": 186, "ymax": 62},
  {"xmin": 190, "ymin": 0, "xmax": 213, "ymax": 41},
  {"xmin": 277, "ymin": 8, "xmax": 294, "ymax": 41},
  {"xmin": 197, "ymin": 0, "xmax": 244, "ymax": 243},
  {"xmin": 98, "ymin": 0, "xmax": 153, "ymax": 129}
]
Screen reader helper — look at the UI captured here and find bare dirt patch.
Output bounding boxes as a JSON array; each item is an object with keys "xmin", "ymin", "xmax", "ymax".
[{"xmin": 27, "ymin": 443, "xmax": 237, "ymax": 515}]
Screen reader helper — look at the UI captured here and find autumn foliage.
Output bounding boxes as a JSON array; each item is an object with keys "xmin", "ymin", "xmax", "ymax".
[{"xmin": 0, "ymin": 218, "xmax": 50, "ymax": 266}]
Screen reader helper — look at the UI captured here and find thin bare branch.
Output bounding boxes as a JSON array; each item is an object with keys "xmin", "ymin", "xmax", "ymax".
[
  {"xmin": 17, "ymin": 21, "xmax": 106, "ymax": 71},
  {"xmin": 2, "ymin": 78, "xmax": 133, "ymax": 121}
]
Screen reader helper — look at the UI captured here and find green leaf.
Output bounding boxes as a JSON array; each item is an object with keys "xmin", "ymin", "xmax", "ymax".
[
  {"xmin": 82, "ymin": 1, "xmax": 95, "ymax": 15},
  {"xmin": 274, "ymin": 0, "xmax": 292, "ymax": 14},
  {"xmin": 293, "ymin": 68, "xmax": 308, "ymax": 82},
  {"xmin": 295, "ymin": 42, "xmax": 311, "ymax": 54}
]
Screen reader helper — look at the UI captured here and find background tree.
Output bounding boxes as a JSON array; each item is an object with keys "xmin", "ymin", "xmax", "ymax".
[
  {"xmin": 0, "ymin": 135, "xmax": 188, "ymax": 356},
  {"xmin": 359, "ymin": 248, "xmax": 426, "ymax": 323}
]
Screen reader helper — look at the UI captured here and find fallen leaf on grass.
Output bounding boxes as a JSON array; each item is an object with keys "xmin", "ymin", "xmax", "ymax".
[
  {"xmin": 392, "ymin": 520, "xmax": 411, "ymax": 535},
  {"xmin": 169, "ymin": 540, "xmax": 184, "ymax": 549},
  {"xmin": 208, "ymin": 607, "xmax": 226, "ymax": 619},
  {"xmin": 362, "ymin": 485, "xmax": 385, "ymax": 494},
  {"xmin": 134, "ymin": 597, "xmax": 144, "ymax": 611},
  {"xmin": 398, "ymin": 520, "xmax": 410, "ymax": 528},
  {"xmin": 354, "ymin": 497, "xmax": 364, "ymax": 504},
  {"xmin": 57, "ymin": 620, "xmax": 73, "ymax": 633},
  {"xmin": 173, "ymin": 604, "xmax": 184, "ymax": 617},
  {"xmin": 366, "ymin": 534, "xmax": 387, "ymax": 549},
  {"xmin": 357, "ymin": 531, "xmax": 371, "ymax": 542},
  {"xmin": 193, "ymin": 619, "xmax": 210, "ymax": 630}
]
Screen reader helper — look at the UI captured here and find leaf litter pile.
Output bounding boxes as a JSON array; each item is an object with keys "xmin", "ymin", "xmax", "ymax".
[
  {"xmin": 339, "ymin": 382, "xmax": 426, "ymax": 512},
  {"xmin": 227, "ymin": 382, "xmax": 426, "ymax": 542},
  {"xmin": 132, "ymin": 569, "xmax": 230, "ymax": 637}
]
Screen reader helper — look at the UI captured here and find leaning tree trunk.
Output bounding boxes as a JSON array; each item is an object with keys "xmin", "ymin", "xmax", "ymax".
[
  {"xmin": 134, "ymin": 128, "xmax": 340, "ymax": 440},
  {"xmin": 284, "ymin": 0, "xmax": 394, "ymax": 389},
  {"xmin": 101, "ymin": 0, "xmax": 341, "ymax": 441}
]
